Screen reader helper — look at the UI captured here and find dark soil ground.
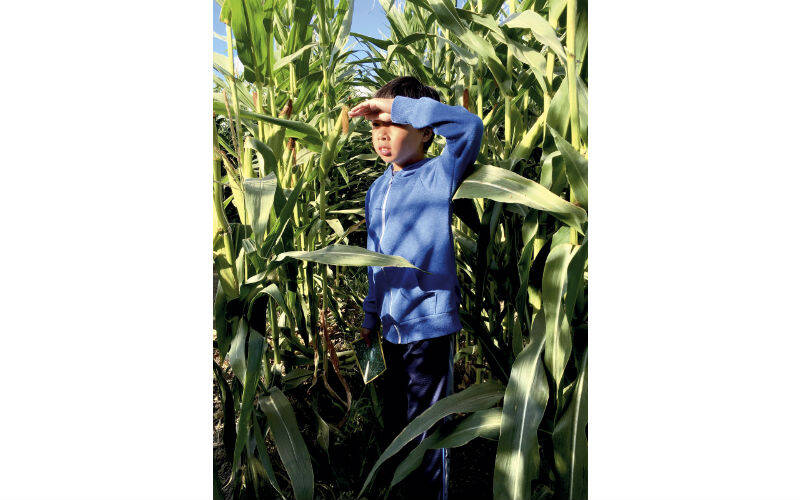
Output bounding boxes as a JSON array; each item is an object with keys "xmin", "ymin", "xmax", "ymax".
[{"xmin": 213, "ymin": 315, "xmax": 496, "ymax": 499}]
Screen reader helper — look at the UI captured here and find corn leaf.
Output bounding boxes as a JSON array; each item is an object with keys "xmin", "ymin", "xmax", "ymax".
[
  {"xmin": 350, "ymin": 31, "xmax": 392, "ymax": 51},
  {"xmin": 358, "ymin": 381, "xmax": 505, "ymax": 497},
  {"xmin": 453, "ymin": 165, "xmax": 586, "ymax": 232},
  {"xmin": 258, "ymin": 166, "xmax": 307, "ymax": 259},
  {"xmin": 212, "ymin": 101, "xmax": 323, "ymax": 152},
  {"xmin": 242, "ymin": 174, "xmax": 277, "ymax": 245},
  {"xmin": 227, "ymin": 317, "xmax": 248, "ymax": 383},
  {"xmin": 387, "ymin": 43, "xmax": 433, "ymax": 83},
  {"xmin": 502, "ymin": 9, "xmax": 568, "ymax": 66},
  {"xmin": 213, "ymin": 360, "xmax": 237, "ymax": 461},
  {"xmin": 273, "ymin": 41, "xmax": 318, "ymax": 72},
  {"xmin": 564, "ymin": 240, "xmax": 587, "ymax": 320},
  {"xmin": 258, "ymin": 387, "xmax": 314, "ymax": 500},
  {"xmin": 285, "ymin": 1, "xmax": 314, "ymax": 79},
  {"xmin": 214, "ymin": 286, "xmax": 233, "ymax": 361},
  {"xmin": 330, "ymin": 0, "xmax": 355, "ymax": 66},
  {"xmin": 493, "ymin": 320, "xmax": 549, "ymax": 500},
  {"xmin": 547, "ymin": 76, "xmax": 588, "ymax": 143},
  {"xmin": 252, "ymin": 416, "xmax": 287, "ymax": 499},
  {"xmin": 229, "ymin": 330, "xmax": 265, "ymax": 484},
  {"xmin": 550, "ymin": 128, "xmax": 588, "ymax": 210},
  {"xmin": 221, "ymin": 0, "xmax": 272, "ymax": 84},
  {"xmin": 509, "ymin": 113, "xmax": 546, "ymax": 167},
  {"xmin": 275, "ymin": 244, "xmax": 429, "ymax": 272},
  {"xmin": 515, "ymin": 211, "xmax": 539, "ymax": 330},
  {"xmin": 479, "ymin": 0, "xmax": 506, "ymax": 16},
  {"xmin": 542, "ymin": 243, "xmax": 572, "ymax": 391},
  {"xmin": 553, "ymin": 353, "xmax": 588, "ymax": 500},
  {"xmin": 575, "ymin": 0, "xmax": 588, "ymax": 75},
  {"xmin": 411, "ymin": 0, "xmax": 513, "ymax": 96},
  {"xmin": 245, "ymin": 137, "xmax": 278, "ymax": 177},
  {"xmin": 391, "ymin": 408, "xmax": 503, "ymax": 488}
]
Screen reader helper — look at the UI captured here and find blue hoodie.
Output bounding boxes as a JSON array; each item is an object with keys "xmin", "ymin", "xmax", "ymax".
[{"xmin": 361, "ymin": 95, "xmax": 484, "ymax": 344}]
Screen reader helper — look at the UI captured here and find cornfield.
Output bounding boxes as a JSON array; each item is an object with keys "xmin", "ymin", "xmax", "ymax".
[{"xmin": 212, "ymin": 0, "xmax": 588, "ymax": 498}]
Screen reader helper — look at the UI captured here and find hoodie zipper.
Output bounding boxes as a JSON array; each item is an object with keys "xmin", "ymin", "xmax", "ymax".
[
  {"xmin": 379, "ymin": 171, "xmax": 401, "ymax": 343},
  {"xmin": 379, "ymin": 173, "xmax": 393, "ymax": 250}
]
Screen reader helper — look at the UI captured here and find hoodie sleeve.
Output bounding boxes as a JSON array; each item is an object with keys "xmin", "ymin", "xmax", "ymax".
[
  {"xmin": 361, "ymin": 190, "xmax": 380, "ymax": 330},
  {"xmin": 390, "ymin": 95, "xmax": 484, "ymax": 197}
]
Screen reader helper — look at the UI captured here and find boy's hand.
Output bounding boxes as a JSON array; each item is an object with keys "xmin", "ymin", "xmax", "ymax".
[
  {"xmin": 348, "ymin": 98, "xmax": 394, "ymax": 123},
  {"xmin": 360, "ymin": 327, "xmax": 376, "ymax": 347}
]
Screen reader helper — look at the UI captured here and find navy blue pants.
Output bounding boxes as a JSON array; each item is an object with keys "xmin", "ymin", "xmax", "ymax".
[{"xmin": 380, "ymin": 332, "xmax": 455, "ymax": 500}]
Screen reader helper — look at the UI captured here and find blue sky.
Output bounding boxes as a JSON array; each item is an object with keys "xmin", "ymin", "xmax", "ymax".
[{"xmin": 213, "ymin": 0, "xmax": 468, "ymax": 70}]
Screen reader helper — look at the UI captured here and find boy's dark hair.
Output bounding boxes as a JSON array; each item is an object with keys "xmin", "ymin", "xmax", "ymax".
[{"xmin": 374, "ymin": 76, "xmax": 440, "ymax": 153}]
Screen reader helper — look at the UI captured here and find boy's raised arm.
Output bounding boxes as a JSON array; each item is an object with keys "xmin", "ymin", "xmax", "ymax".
[{"xmin": 390, "ymin": 96, "xmax": 484, "ymax": 197}]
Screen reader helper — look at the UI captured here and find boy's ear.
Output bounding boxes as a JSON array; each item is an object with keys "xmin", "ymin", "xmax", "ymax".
[{"xmin": 422, "ymin": 126, "xmax": 433, "ymax": 141}]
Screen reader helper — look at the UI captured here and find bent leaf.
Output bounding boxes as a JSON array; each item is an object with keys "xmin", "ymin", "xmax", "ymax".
[
  {"xmin": 245, "ymin": 137, "xmax": 278, "ymax": 177},
  {"xmin": 391, "ymin": 408, "xmax": 503, "ymax": 488},
  {"xmin": 273, "ymin": 41, "xmax": 318, "ymax": 72},
  {"xmin": 502, "ymin": 9, "xmax": 568, "ymax": 66},
  {"xmin": 275, "ymin": 244, "xmax": 430, "ymax": 273},
  {"xmin": 551, "ymin": 128, "xmax": 588, "ymax": 210},
  {"xmin": 212, "ymin": 101, "xmax": 323, "ymax": 152},
  {"xmin": 358, "ymin": 380, "xmax": 505, "ymax": 497},
  {"xmin": 510, "ymin": 114, "xmax": 547, "ymax": 166},
  {"xmin": 453, "ymin": 165, "xmax": 586, "ymax": 232}
]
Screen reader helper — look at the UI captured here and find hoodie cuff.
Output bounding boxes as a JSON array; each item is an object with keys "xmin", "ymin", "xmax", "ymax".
[
  {"xmin": 361, "ymin": 311, "xmax": 380, "ymax": 330},
  {"xmin": 390, "ymin": 95, "xmax": 424, "ymax": 126}
]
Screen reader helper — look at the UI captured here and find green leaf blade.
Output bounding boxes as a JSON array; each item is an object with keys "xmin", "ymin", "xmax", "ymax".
[
  {"xmin": 275, "ymin": 244, "xmax": 429, "ymax": 272},
  {"xmin": 358, "ymin": 381, "xmax": 505, "ymax": 497},
  {"xmin": 551, "ymin": 128, "xmax": 588, "ymax": 210},
  {"xmin": 542, "ymin": 243, "xmax": 572, "ymax": 391},
  {"xmin": 258, "ymin": 387, "xmax": 315, "ymax": 500},
  {"xmin": 453, "ymin": 165, "xmax": 586, "ymax": 232},
  {"xmin": 493, "ymin": 326, "xmax": 549, "ymax": 500},
  {"xmin": 553, "ymin": 354, "xmax": 588, "ymax": 500},
  {"xmin": 243, "ymin": 174, "xmax": 277, "ymax": 245}
]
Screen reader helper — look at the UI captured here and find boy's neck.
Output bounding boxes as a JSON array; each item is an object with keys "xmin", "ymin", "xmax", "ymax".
[{"xmin": 393, "ymin": 151, "xmax": 426, "ymax": 171}]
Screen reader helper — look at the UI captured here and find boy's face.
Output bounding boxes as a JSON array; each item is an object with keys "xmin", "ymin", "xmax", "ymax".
[{"xmin": 370, "ymin": 119, "xmax": 431, "ymax": 167}]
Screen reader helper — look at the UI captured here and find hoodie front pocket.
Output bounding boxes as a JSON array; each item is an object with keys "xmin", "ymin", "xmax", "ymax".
[
  {"xmin": 396, "ymin": 286, "xmax": 437, "ymax": 321},
  {"xmin": 390, "ymin": 268, "xmax": 437, "ymax": 321}
]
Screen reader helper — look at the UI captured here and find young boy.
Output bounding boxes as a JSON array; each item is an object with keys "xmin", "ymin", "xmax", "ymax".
[{"xmin": 348, "ymin": 76, "xmax": 484, "ymax": 500}]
